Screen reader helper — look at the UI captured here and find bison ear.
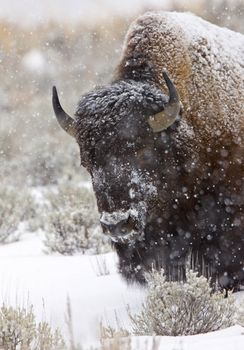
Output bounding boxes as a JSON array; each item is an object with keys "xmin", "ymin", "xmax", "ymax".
[
  {"xmin": 148, "ymin": 71, "xmax": 181, "ymax": 132},
  {"xmin": 52, "ymin": 86, "xmax": 77, "ymax": 137}
]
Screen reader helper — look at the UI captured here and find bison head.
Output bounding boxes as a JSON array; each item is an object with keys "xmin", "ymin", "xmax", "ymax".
[{"xmin": 52, "ymin": 72, "xmax": 181, "ymax": 280}]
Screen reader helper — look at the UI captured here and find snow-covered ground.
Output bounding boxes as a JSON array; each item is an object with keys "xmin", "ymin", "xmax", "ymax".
[
  {"xmin": 0, "ymin": 231, "xmax": 243, "ymax": 349},
  {"xmin": 0, "ymin": 232, "xmax": 145, "ymax": 348},
  {"xmin": 129, "ymin": 326, "xmax": 244, "ymax": 350}
]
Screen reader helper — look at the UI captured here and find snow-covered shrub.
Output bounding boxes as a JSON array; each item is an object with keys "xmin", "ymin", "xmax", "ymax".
[
  {"xmin": 0, "ymin": 187, "xmax": 35, "ymax": 243},
  {"xmin": 45, "ymin": 209, "xmax": 110, "ymax": 255},
  {"xmin": 0, "ymin": 134, "xmax": 86, "ymax": 188},
  {"xmin": 129, "ymin": 270, "xmax": 236, "ymax": 336},
  {"xmin": 21, "ymin": 136, "xmax": 83, "ymax": 187},
  {"xmin": 44, "ymin": 185, "xmax": 111, "ymax": 255},
  {"xmin": 0, "ymin": 304, "xmax": 64, "ymax": 350},
  {"xmin": 46, "ymin": 183, "xmax": 93, "ymax": 211}
]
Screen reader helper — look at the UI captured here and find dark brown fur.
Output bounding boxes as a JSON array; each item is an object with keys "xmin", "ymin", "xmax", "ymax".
[{"xmin": 56, "ymin": 12, "xmax": 244, "ymax": 289}]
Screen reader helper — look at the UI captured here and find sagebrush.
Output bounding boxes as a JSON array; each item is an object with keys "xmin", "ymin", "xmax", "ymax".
[
  {"xmin": 129, "ymin": 270, "xmax": 236, "ymax": 336},
  {"xmin": 44, "ymin": 185, "xmax": 111, "ymax": 255},
  {"xmin": 0, "ymin": 186, "xmax": 35, "ymax": 243},
  {"xmin": 0, "ymin": 303, "xmax": 65, "ymax": 350}
]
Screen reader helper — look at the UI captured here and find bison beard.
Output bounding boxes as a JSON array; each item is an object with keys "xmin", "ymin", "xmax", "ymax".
[{"xmin": 52, "ymin": 12, "xmax": 244, "ymax": 291}]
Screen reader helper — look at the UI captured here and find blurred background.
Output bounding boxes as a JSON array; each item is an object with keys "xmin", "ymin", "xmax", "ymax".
[{"xmin": 0, "ymin": 0, "xmax": 244, "ymax": 188}]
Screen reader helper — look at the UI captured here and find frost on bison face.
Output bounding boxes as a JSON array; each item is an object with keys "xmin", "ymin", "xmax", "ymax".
[{"xmin": 52, "ymin": 12, "xmax": 244, "ymax": 290}]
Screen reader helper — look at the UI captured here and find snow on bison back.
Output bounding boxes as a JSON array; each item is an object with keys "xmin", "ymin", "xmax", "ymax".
[{"xmin": 52, "ymin": 12, "xmax": 244, "ymax": 290}]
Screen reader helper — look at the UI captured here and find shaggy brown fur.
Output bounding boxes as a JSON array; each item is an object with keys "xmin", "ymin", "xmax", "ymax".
[
  {"xmin": 53, "ymin": 12, "xmax": 244, "ymax": 289},
  {"xmin": 117, "ymin": 12, "xmax": 244, "ymax": 146}
]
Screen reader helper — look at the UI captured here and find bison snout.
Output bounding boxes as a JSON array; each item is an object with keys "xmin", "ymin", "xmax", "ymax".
[{"xmin": 100, "ymin": 211, "xmax": 137, "ymax": 238}]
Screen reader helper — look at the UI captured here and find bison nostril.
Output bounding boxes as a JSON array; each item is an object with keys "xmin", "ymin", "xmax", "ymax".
[
  {"xmin": 100, "ymin": 214, "xmax": 137, "ymax": 237},
  {"xmin": 100, "ymin": 221, "xmax": 115, "ymax": 234},
  {"xmin": 126, "ymin": 215, "xmax": 137, "ymax": 231}
]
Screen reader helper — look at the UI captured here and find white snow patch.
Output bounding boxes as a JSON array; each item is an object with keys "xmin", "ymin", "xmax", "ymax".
[
  {"xmin": 128, "ymin": 325, "xmax": 244, "ymax": 350},
  {"xmin": 0, "ymin": 231, "xmax": 45, "ymax": 257}
]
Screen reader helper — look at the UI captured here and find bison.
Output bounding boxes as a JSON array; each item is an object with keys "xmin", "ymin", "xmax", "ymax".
[{"xmin": 52, "ymin": 12, "xmax": 244, "ymax": 290}]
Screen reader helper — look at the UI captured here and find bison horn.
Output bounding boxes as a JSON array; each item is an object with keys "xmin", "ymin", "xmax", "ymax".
[
  {"xmin": 52, "ymin": 86, "xmax": 77, "ymax": 137},
  {"xmin": 148, "ymin": 71, "xmax": 181, "ymax": 132}
]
